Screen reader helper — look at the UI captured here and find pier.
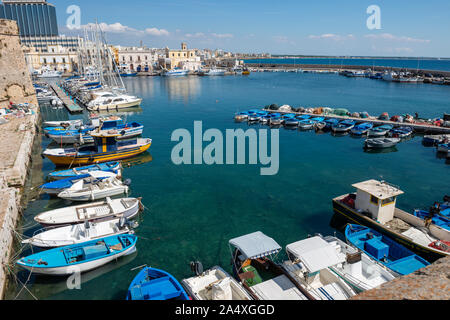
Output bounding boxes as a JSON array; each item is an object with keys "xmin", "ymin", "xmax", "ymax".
[
  {"xmin": 262, "ymin": 109, "xmax": 450, "ymax": 134},
  {"xmin": 50, "ymin": 83, "xmax": 83, "ymax": 113}
]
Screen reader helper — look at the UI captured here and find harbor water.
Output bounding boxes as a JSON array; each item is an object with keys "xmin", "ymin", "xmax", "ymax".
[{"xmin": 6, "ymin": 72, "xmax": 450, "ymax": 300}]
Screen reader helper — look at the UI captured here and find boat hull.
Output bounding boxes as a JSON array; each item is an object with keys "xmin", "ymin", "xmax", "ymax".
[
  {"xmin": 87, "ymin": 99, "xmax": 143, "ymax": 111},
  {"xmin": 58, "ymin": 185, "xmax": 129, "ymax": 202},
  {"xmin": 332, "ymin": 198, "xmax": 447, "ymax": 262}
]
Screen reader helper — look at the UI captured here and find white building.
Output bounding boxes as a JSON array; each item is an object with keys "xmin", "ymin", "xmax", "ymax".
[
  {"xmin": 23, "ymin": 44, "xmax": 78, "ymax": 73},
  {"xmin": 116, "ymin": 46, "xmax": 157, "ymax": 72}
]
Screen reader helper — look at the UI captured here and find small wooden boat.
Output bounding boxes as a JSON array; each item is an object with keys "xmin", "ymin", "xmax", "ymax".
[
  {"xmin": 320, "ymin": 234, "xmax": 397, "ymax": 292},
  {"xmin": 389, "ymin": 126, "xmax": 413, "ymax": 139},
  {"xmin": 43, "ymin": 131, "xmax": 152, "ymax": 166},
  {"xmin": 48, "ymin": 161, "xmax": 121, "ymax": 180},
  {"xmin": 364, "ymin": 137, "xmax": 400, "ymax": 149},
  {"xmin": 298, "ymin": 119, "xmax": 314, "ymax": 130},
  {"xmin": 234, "ymin": 112, "xmax": 249, "ymax": 121},
  {"xmin": 126, "ymin": 267, "xmax": 190, "ymax": 300},
  {"xmin": 17, "ymin": 234, "xmax": 137, "ymax": 275},
  {"xmin": 229, "ymin": 231, "xmax": 314, "ymax": 300},
  {"xmin": 282, "ymin": 236, "xmax": 357, "ymax": 300},
  {"xmin": 324, "ymin": 118, "xmax": 339, "ymax": 130},
  {"xmin": 284, "ymin": 117, "xmax": 299, "ymax": 126},
  {"xmin": 368, "ymin": 124, "xmax": 393, "ymax": 137},
  {"xmin": 40, "ymin": 171, "xmax": 117, "ymax": 195},
  {"xmin": 350, "ymin": 122, "xmax": 373, "ymax": 135},
  {"xmin": 314, "ymin": 122, "xmax": 326, "ymax": 131},
  {"xmin": 22, "ymin": 217, "xmax": 136, "ymax": 248},
  {"xmin": 310, "ymin": 117, "xmax": 325, "ymax": 123},
  {"xmin": 57, "ymin": 177, "xmax": 130, "ymax": 202},
  {"xmin": 182, "ymin": 265, "xmax": 253, "ymax": 300},
  {"xmin": 437, "ymin": 143, "xmax": 450, "ymax": 153},
  {"xmin": 345, "ymin": 224, "xmax": 430, "ymax": 276},
  {"xmin": 34, "ymin": 197, "xmax": 142, "ymax": 227},
  {"xmin": 43, "ymin": 119, "xmax": 83, "ymax": 128},
  {"xmin": 422, "ymin": 134, "xmax": 450, "ymax": 145},
  {"xmin": 332, "ymin": 120, "xmax": 355, "ymax": 133}
]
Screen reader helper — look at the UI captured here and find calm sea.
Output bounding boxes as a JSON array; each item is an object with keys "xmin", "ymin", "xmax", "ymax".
[
  {"xmin": 244, "ymin": 58, "xmax": 450, "ymax": 72},
  {"xmin": 6, "ymin": 72, "xmax": 450, "ymax": 300}
]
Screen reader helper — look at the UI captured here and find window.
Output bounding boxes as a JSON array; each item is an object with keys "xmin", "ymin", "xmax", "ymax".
[
  {"xmin": 382, "ymin": 197, "xmax": 396, "ymax": 207},
  {"xmin": 62, "ymin": 58, "xmax": 65, "ymax": 63},
  {"xmin": 370, "ymin": 195, "xmax": 379, "ymax": 205}
]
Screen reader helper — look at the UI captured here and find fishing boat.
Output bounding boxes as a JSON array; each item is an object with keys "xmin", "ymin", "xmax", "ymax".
[
  {"xmin": 350, "ymin": 123, "xmax": 373, "ymax": 136},
  {"xmin": 205, "ymin": 68, "xmax": 226, "ymax": 76},
  {"xmin": 269, "ymin": 116, "xmax": 283, "ymax": 125},
  {"xmin": 332, "ymin": 179, "xmax": 450, "ymax": 262},
  {"xmin": 229, "ymin": 231, "xmax": 314, "ymax": 300},
  {"xmin": 388, "ymin": 126, "xmax": 413, "ymax": 139},
  {"xmin": 310, "ymin": 117, "xmax": 325, "ymax": 123},
  {"xmin": 48, "ymin": 162, "xmax": 121, "ymax": 180},
  {"xmin": 46, "ymin": 119, "xmax": 144, "ymax": 144},
  {"xmin": 298, "ymin": 119, "xmax": 315, "ymax": 130},
  {"xmin": 16, "ymin": 234, "xmax": 137, "ymax": 275},
  {"xmin": 37, "ymin": 67, "xmax": 62, "ymax": 78},
  {"xmin": 126, "ymin": 267, "xmax": 190, "ymax": 300},
  {"xmin": 282, "ymin": 236, "xmax": 357, "ymax": 300},
  {"xmin": 319, "ymin": 234, "xmax": 397, "ymax": 292},
  {"xmin": 324, "ymin": 118, "xmax": 339, "ymax": 130},
  {"xmin": 57, "ymin": 176, "xmax": 130, "ymax": 202},
  {"xmin": 345, "ymin": 225, "xmax": 430, "ymax": 276},
  {"xmin": 284, "ymin": 117, "xmax": 299, "ymax": 126},
  {"xmin": 42, "ymin": 131, "xmax": 152, "ymax": 166},
  {"xmin": 368, "ymin": 124, "xmax": 393, "ymax": 137},
  {"xmin": 22, "ymin": 217, "xmax": 137, "ymax": 248},
  {"xmin": 422, "ymin": 134, "xmax": 450, "ymax": 145},
  {"xmin": 181, "ymin": 265, "xmax": 253, "ymax": 300},
  {"xmin": 234, "ymin": 112, "xmax": 249, "ymax": 121},
  {"xmin": 162, "ymin": 68, "xmax": 189, "ymax": 76},
  {"xmin": 87, "ymin": 94, "xmax": 143, "ymax": 111},
  {"xmin": 331, "ymin": 119, "xmax": 355, "ymax": 133},
  {"xmin": 260, "ymin": 115, "xmax": 272, "ymax": 124},
  {"xmin": 437, "ymin": 143, "xmax": 450, "ymax": 153},
  {"xmin": 364, "ymin": 137, "xmax": 401, "ymax": 149},
  {"xmin": 43, "ymin": 119, "xmax": 83, "ymax": 128},
  {"xmin": 39, "ymin": 171, "xmax": 117, "ymax": 195},
  {"xmin": 411, "ymin": 209, "xmax": 450, "ymax": 233},
  {"xmin": 34, "ymin": 197, "xmax": 142, "ymax": 227}
]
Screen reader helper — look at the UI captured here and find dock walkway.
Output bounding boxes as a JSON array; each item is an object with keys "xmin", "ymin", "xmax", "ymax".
[
  {"xmin": 51, "ymin": 83, "xmax": 83, "ymax": 113},
  {"xmin": 263, "ymin": 109, "xmax": 450, "ymax": 134}
]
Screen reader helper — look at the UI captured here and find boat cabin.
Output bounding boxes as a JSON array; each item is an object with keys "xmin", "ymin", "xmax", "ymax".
[{"xmin": 352, "ymin": 180, "xmax": 404, "ymax": 225}]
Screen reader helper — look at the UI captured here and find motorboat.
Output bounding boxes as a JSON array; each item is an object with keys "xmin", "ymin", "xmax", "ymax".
[
  {"xmin": 48, "ymin": 162, "xmax": 121, "ymax": 180},
  {"xmin": 43, "ymin": 119, "xmax": 83, "ymax": 128},
  {"xmin": 34, "ymin": 197, "xmax": 142, "ymax": 227},
  {"xmin": 182, "ymin": 265, "xmax": 253, "ymax": 300},
  {"xmin": 345, "ymin": 225, "xmax": 430, "ymax": 276},
  {"xmin": 350, "ymin": 123, "xmax": 373, "ymax": 136},
  {"xmin": 43, "ymin": 131, "xmax": 152, "ymax": 166},
  {"xmin": 87, "ymin": 94, "xmax": 143, "ymax": 111},
  {"xmin": 332, "ymin": 179, "xmax": 450, "ymax": 262},
  {"xmin": 319, "ymin": 234, "xmax": 397, "ymax": 292},
  {"xmin": 57, "ymin": 176, "xmax": 130, "ymax": 202},
  {"xmin": 282, "ymin": 236, "xmax": 357, "ymax": 300},
  {"xmin": 126, "ymin": 267, "xmax": 190, "ymax": 300},
  {"xmin": 364, "ymin": 137, "xmax": 401, "ymax": 149},
  {"xmin": 22, "ymin": 217, "xmax": 136, "ymax": 248},
  {"xmin": 16, "ymin": 234, "xmax": 137, "ymax": 275},
  {"xmin": 368, "ymin": 124, "xmax": 393, "ymax": 137},
  {"xmin": 331, "ymin": 120, "xmax": 355, "ymax": 133},
  {"xmin": 37, "ymin": 67, "xmax": 62, "ymax": 78},
  {"xmin": 388, "ymin": 126, "xmax": 413, "ymax": 139},
  {"xmin": 39, "ymin": 171, "xmax": 117, "ymax": 195},
  {"xmin": 229, "ymin": 232, "xmax": 314, "ymax": 300},
  {"xmin": 162, "ymin": 68, "xmax": 189, "ymax": 76},
  {"xmin": 205, "ymin": 68, "xmax": 226, "ymax": 76}
]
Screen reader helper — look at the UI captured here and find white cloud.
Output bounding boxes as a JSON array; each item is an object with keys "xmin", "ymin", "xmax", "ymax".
[
  {"xmin": 81, "ymin": 22, "xmax": 169, "ymax": 37},
  {"xmin": 211, "ymin": 33, "xmax": 233, "ymax": 39},
  {"xmin": 185, "ymin": 32, "xmax": 206, "ymax": 38},
  {"xmin": 364, "ymin": 33, "xmax": 430, "ymax": 43},
  {"xmin": 145, "ymin": 28, "xmax": 170, "ymax": 36},
  {"xmin": 308, "ymin": 34, "xmax": 355, "ymax": 41}
]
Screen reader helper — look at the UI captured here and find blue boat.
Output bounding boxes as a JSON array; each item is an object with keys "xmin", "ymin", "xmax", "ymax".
[
  {"xmin": 368, "ymin": 124, "xmax": 393, "ymax": 137},
  {"xmin": 331, "ymin": 119, "xmax": 356, "ymax": 133},
  {"xmin": 48, "ymin": 162, "xmax": 121, "ymax": 180},
  {"xmin": 298, "ymin": 119, "xmax": 315, "ymax": 129},
  {"xmin": 16, "ymin": 234, "xmax": 137, "ymax": 275},
  {"xmin": 284, "ymin": 117, "xmax": 299, "ymax": 126},
  {"xmin": 389, "ymin": 126, "xmax": 413, "ymax": 138},
  {"xmin": 324, "ymin": 118, "xmax": 339, "ymax": 129},
  {"xmin": 310, "ymin": 117, "xmax": 325, "ymax": 123},
  {"xmin": 413, "ymin": 210, "xmax": 450, "ymax": 231},
  {"xmin": 296, "ymin": 114, "xmax": 311, "ymax": 120},
  {"xmin": 345, "ymin": 224, "xmax": 430, "ymax": 276},
  {"xmin": 282, "ymin": 113, "xmax": 296, "ymax": 119},
  {"xmin": 350, "ymin": 122, "xmax": 373, "ymax": 135},
  {"xmin": 126, "ymin": 267, "xmax": 190, "ymax": 300}
]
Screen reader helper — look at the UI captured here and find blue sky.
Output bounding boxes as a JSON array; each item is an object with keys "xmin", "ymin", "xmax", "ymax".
[{"xmin": 54, "ymin": 0, "xmax": 450, "ymax": 57}]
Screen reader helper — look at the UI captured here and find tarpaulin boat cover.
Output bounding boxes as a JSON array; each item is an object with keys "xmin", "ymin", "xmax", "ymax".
[
  {"xmin": 286, "ymin": 236, "xmax": 345, "ymax": 273},
  {"xmin": 229, "ymin": 231, "xmax": 281, "ymax": 260}
]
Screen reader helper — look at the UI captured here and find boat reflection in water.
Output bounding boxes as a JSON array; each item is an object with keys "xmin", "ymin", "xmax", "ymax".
[
  {"xmin": 14, "ymin": 250, "xmax": 137, "ymax": 300},
  {"xmin": 91, "ymin": 106, "xmax": 144, "ymax": 117},
  {"xmin": 120, "ymin": 152, "xmax": 153, "ymax": 168},
  {"xmin": 363, "ymin": 147, "xmax": 398, "ymax": 154}
]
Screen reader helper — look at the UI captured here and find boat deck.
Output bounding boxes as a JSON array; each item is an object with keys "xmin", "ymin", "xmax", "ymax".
[
  {"xmin": 263, "ymin": 109, "xmax": 450, "ymax": 134},
  {"xmin": 51, "ymin": 83, "xmax": 83, "ymax": 113}
]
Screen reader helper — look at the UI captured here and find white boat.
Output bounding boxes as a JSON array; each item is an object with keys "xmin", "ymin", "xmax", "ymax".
[
  {"xmin": 382, "ymin": 71, "xmax": 397, "ymax": 82},
  {"xmin": 34, "ymin": 197, "xmax": 141, "ymax": 227},
  {"xmin": 206, "ymin": 68, "xmax": 226, "ymax": 76},
  {"xmin": 57, "ymin": 177, "xmax": 130, "ymax": 201},
  {"xmin": 43, "ymin": 119, "xmax": 83, "ymax": 128},
  {"xmin": 320, "ymin": 235, "xmax": 398, "ymax": 292},
  {"xmin": 182, "ymin": 266, "xmax": 253, "ymax": 300},
  {"xmin": 365, "ymin": 137, "xmax": 401, "ymax": 149},
  {"xmin": 22, "ymin": 217, "xmax": 137, "ymax": 248},
  {"xmin": 162, "ymin": 68, "xmax": 189, "ymax": 76},
  {"xmin": 37, "ymin": 67, "xmax": 62, "ymax": 78},
  {"xmin": 282, "ymin": 236, "xmax": 357, "ymax": 300},
  {"xmin": 87, "ymin": 94, "xmax": 142, "ymax": 111}
]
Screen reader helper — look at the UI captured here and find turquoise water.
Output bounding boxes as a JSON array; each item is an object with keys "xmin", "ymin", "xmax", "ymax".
[
  {"xmin": 6, "ymin": 72, "xmax": 450, "ymax": 300},
  {"xmin": 245, "ymin": 58, "xmax": 450, "ymax": 72}
]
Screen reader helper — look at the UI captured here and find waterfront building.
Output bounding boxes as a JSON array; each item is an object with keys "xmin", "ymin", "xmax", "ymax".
[
  {"xmin": 23, "ymin": 44, "xmax": 78, "ymax": 73},
  {"xmin": 115, "ymin": 46, "xmax": 157, "ymax": 72},
  {"xmin": 159, "ymin": 42, "xmax": 202, "ymax": 71}
]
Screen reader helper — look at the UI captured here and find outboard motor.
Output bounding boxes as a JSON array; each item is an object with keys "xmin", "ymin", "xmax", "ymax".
[
  {"xmin": 119, "ymin": 217, "xmax": 127, "ymax": 229},
  {"xmin": 190, "ymin": 261, "xmax": 204, "ymax": 276},
  {"xmin": 123, "ymin": 178, "xmax": 132, "ymax": 186}
]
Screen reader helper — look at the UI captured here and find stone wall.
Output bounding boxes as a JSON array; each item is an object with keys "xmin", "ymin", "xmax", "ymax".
[
  {"xmin": 0, "ymin": 19, "xmax": 37, "ymax": 108},
  {"xmin": 351, "ymin": 256, "xmax": 450, "ymax": 300}
]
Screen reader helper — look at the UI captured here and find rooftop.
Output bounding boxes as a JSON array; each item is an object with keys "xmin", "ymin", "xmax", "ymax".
[{"xmin": 352, "ymin": 179, "xmax": 404, "ymax": 200}]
